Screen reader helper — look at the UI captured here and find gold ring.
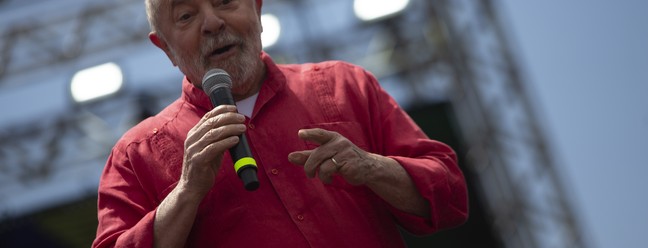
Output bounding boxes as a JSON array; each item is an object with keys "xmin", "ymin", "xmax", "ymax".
[{"xmin": 331, "ymin": 157, "xmax": 340, "ymax": 166}]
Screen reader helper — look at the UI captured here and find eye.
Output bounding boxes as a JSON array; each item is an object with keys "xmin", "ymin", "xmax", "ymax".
[
  {"xmin": 178, "ymin": 12, "xmax": 192, "ymax": 21},
  {"xmin": 217, "ymin": 0, "xmax": 238, "ymax": 9}
]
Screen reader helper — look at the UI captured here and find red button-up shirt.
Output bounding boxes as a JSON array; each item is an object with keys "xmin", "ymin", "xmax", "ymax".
[{"xmin": 93, "ymin": 53, "xmax": 468, "ymax": 248}]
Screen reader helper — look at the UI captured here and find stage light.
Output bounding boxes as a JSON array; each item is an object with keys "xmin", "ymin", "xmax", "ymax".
[
  {"xmin": 70, "ymin": 62, "xmax": 123, "ymax": 103},
  {"xmin": 354, "ymin": 0, "xmax": 410, "ymax": 22},
  {"xmin": 261, "ymin": 13, "xmax": 281, "ymax": 48}
]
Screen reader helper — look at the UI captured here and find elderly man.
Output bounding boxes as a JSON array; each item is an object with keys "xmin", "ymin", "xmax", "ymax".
[{"xmin": 93, "ymin": 0, "xmax": 468, "ymax": 247}]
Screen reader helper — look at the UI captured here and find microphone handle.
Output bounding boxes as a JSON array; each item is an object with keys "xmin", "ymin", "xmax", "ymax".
[
  {"xmin": 208, "ymin": 87, "xmax": 259, "ymax": 191},
  {"xmin": 230, "ymin": 133, "xmax": 259, "ymax": 191}
]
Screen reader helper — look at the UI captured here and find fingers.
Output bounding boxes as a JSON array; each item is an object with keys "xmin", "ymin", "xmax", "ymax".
[
  {"xmin": 291, "ymin": 128, "xmax": 347, "ymax": 183},
  {"xmin": 187, "ymin": 105, "xmax": 245, "ymax": 145},
  {"xmin": 184, "ymin": 105, "xmax": 245, "ymax": 170},
  {"xmin": 289, "ymin": 150, "xmax": 339, "ymax": 184},
  {"xmin": 302, "ymin": 146, "xmax": 337, "ymax": 179},
  {"xmin": 195, "ymin": 105, "xmax": 237, "ymax": 128},
  {"xmin": 288, "ymin": 150, "xmax": 311, "ymax": 165},
  {"xmin": 297, "ymin": 128, "xmax": 340, "ymax": 174},
  {"xmin": 289, "ymin": 150, "xmax": 327, "ymax": 178},
  {"xmin": 180, "ymin": 105, "xmax": 247, "ymax": 196},
  {"xmin": 186, "ymin": 105, "xmax": 245, "ymax": 154},
  {"xmin": 318, "ymin": 158, "xmax": 340, "ymax": 184},
  {"xmin": 189, "ymin": 136, "xmax": 239, "ymax": 166},
  {"xmin": 188, "ymin": 122, "xmax": 245, "ymax": 154},
  {"xmin": 298, "ymin": 128, "xmax": 337, "ymax": 145},
  {"xmin": 292, "ymin": 128, "xmax": 375, "ymax": 185}
]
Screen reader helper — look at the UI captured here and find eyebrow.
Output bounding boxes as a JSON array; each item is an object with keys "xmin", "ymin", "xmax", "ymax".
[{"xmin": 171, "ymin": 0, "xmax": 191, "ymax": 7}]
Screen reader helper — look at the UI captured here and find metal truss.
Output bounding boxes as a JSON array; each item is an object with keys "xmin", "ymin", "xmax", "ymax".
[
  {"xmin": 0, "ymin": 0, "xmax": 589, "ymax": 247},
  {"xmin": 427, "ymin": 0, "xmax": 589, "ymax": 247},
  {"xmin": 0, "ymin": 0, "xmax": 148, "ymax": 87},
  {"xmin": 0, "ymin": 0, "xmax": 153, "ymax": 216}
]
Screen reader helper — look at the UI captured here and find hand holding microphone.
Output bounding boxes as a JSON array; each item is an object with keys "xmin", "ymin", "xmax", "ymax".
[{"xmin": 202, "ymin": 69, "xmax": 259, "ymax": 191}]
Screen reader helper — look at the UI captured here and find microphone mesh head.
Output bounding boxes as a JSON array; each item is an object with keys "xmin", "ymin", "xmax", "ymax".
[{"xmin": 202, "ymin": 69, "xmax": 232, "ymax": 95}]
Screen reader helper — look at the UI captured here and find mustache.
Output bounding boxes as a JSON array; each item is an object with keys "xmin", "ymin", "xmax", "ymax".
[{"xmin": 200, "ymin": 33, "xmax": 244, "ymax": 57}]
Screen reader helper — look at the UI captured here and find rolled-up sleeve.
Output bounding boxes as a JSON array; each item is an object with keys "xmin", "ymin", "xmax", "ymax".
[
  {"xmin": 93, "ymin": 148, "xmax": 156, "ymax": 248},
  {"xmin": 389, "ymin": 152, "xmax": 468, "ymax": 235},
  {"xmin": 364, "ymin": 69, "xmax": 469, "ymax": 235}
]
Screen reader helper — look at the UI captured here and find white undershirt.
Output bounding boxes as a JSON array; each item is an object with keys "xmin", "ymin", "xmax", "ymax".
[{"xmin": 235, "ymin": 93, "xmax": 259, "ymax": 117}]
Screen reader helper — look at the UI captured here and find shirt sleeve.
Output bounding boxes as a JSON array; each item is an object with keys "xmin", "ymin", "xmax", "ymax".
[
  {"xmin": 363, "ymin": 70, "xmax": 469, "ymax": 235},
  {"xmin": 92, "ymin": 147, "xmax": 156, "ymax": 248}
]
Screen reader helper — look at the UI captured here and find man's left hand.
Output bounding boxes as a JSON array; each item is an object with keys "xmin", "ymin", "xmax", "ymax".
[{"xmin": 288, "ymin": 128, "xmax": 382, "ymax": 185}]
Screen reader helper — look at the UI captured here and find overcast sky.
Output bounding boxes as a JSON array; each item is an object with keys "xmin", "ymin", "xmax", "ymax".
[{"xmin": 500, "ymin": 1, "xmax": 648, "ymax": 247}]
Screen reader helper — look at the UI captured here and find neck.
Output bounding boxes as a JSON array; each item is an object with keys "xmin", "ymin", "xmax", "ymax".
[{"xmin": 232, "ymin": 64, "xmax": 266, "ymax": 101}]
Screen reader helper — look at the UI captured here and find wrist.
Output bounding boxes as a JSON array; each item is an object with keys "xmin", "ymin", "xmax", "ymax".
[
  {"xmin": 173, "ymin": 181, "xmax": 208, "ymax": 205},
  {"xmin": 365, "ymin": 154, "xmax": 399, "ymax": 185}
]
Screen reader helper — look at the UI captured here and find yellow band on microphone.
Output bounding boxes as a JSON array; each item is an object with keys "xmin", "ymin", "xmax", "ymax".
[{"xmin": 234, "ymin": 157, "xmax": 257, "ymax": 173}]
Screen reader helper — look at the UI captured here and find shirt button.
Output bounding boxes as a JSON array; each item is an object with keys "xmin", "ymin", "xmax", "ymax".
[
  {"xmin": 152, "ymin": 128, "xmax": 158, "ymax": 134},
  {"xmin": 297, "ymin": 215, "xmax": 305, "ymax": 221},
  {"xmin": 271, "ymin": 169, "xmax": 279, "ymax": 175},
  {"xmin": 248, "ymin": 123, "xmax": 255, "ymax": 129}
]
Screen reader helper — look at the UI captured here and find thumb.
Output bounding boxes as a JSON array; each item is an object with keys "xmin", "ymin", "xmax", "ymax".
[{"xmin": 288, "ymin": 150, "xmax": 312, "ymax": 165}]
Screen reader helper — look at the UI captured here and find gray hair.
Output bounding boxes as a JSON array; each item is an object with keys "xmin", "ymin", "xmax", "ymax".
[
  {"xmin": 145, "ymin": 0, "xmax": 161, "ymax": 36},
  {"xmin": 144, "ymin": 0, "xmax": 260, "ymax": 39}
]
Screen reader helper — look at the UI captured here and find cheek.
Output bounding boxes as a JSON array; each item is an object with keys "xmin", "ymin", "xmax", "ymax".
[
  {"xmin": 170, "ymin": 32, "xmax": 201, "ymax": 53},
  {"xmin": 245, "ymin": 22, "xmax": 263, "ymax": 48},
  {"xmin": 235, "ymin": 15, "xmax": 262, "ymax": 36},
  {"xmin": 170, "ymin": 43, "xmax": 200, "ymax": 65},
  {"xmin": 174, "ymin": 41, "xmax": 197, "ymax": 56}
]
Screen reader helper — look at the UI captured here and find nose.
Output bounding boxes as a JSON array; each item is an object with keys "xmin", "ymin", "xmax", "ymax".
[{"xmin": 201, "ymin": 9, "xmax": 225, "ymax": 36}]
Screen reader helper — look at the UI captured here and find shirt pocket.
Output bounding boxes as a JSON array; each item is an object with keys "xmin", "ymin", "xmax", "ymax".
[{"xmin": 300, "ymin": 121, "xmax": 370, "ymax": 151}]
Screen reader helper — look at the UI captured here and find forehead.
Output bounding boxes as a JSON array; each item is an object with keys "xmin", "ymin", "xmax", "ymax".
[
  {"xmin": 150, "ymin": 0, "xmax": 187, "ymax": 12},
  {"xmin": 157, "ymin": 0, "xmax": 258, "ymax": 8},
  {"xmin": 150, "ymin": 0, "xmax": 186, "ymax": 21},
  {"xmin": 170, "ymin": 0, "xmax": 191, "ymax": 7}
]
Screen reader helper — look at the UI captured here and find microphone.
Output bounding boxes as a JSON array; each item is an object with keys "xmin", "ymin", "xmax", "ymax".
[{"xmin": 202, "ymin": 69, "xmax": 259, "ymax": 191}]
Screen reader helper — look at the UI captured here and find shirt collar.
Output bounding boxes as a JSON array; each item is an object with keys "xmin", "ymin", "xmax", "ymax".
[{"xmin": 181, "ymin": 51, "xmax": 286, "ymax": 114}]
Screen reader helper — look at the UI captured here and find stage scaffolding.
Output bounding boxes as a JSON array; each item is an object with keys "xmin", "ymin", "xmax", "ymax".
[{"xmin": 0, "ymin": 0, "xmax": 589, "ymax": 247}]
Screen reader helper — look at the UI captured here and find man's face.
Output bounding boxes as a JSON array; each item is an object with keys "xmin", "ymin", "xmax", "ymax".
[{"xmin": 150, "ymin": 0, "xmax": 264, "ymax": 94}]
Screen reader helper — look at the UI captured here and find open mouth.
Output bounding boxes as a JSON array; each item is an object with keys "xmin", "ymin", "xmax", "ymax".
[{"xmin": 211, "ymin": 44, "xmax": 235, "ymax": 56}]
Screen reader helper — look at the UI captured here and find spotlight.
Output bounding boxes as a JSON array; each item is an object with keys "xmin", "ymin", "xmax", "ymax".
[
  {"xmin": 261, "ymin": 14, "xmax": 281, "ymax": 48},
  {"xmin": 353, "ymin": 0, "xmax": 410, "ymax": 22},
  {"xmin": 70, "ymin": 62, "xmax": 123, "ymax": 103}
]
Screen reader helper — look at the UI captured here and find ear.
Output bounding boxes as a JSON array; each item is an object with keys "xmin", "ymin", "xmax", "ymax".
[
  {"xmin": 255, "ymin": 0, "xmax": 263, "ymax": 32},
  {"xmin": 255, "ymin": 0, "xmax": 263, "ymax": 15},
  {"xmin": 149, "ymin": 32, "xmax": 177, "ymax": 66}
]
